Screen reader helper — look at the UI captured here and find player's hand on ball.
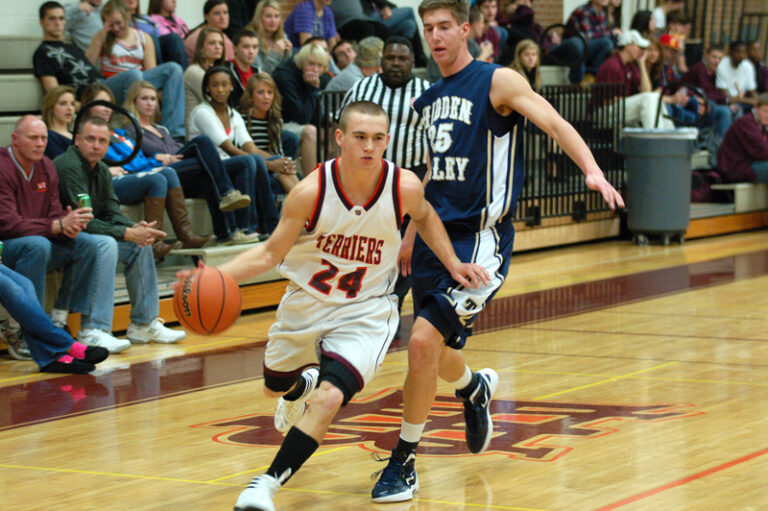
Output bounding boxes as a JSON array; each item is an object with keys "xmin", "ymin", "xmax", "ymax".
[{"xmin": 175, "ymin": 261, "xmax": 207, "ymax": 291}]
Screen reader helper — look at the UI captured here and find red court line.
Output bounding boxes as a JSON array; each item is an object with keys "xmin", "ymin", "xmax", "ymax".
[{"xmin": 594, "ymin": 447, "xmax": 768, "ymax": 510}]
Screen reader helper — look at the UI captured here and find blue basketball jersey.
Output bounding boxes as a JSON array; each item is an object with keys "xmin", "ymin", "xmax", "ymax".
[{"xmin": 413, "ymin": 59, "xmax": 525, "ymax": 234}]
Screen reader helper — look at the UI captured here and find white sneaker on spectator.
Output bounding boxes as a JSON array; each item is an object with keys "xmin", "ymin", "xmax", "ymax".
[
  {"xmin": 222, "ymin": 229, "xmax": 261, "ymax": 246},
  {"xmin": 127, "ymin": 318, "xmax": 186, "ymax": 344},
  {"xmin": 78, "ymin": 328, "xmax": 132, "ymax": 353}
]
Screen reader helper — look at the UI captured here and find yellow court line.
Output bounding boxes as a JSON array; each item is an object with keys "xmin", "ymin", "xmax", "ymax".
[
  {"xmin": 511, "ymin": 369, "xmax": 768, "ymax": 388},
  {"xmin": 533, "ymin": 361, "xmax": 679, "ymax": 400},
  {"xmin": 207, "ymin": 445, "xmax": 355, "ymax": 483},
  {"xmin": 0, "ymin": 462, "xmax": 547, "ymax": 509},
  {"xmin": 0, "ymin": 463, "xmax": 241, "ymax": 487}
]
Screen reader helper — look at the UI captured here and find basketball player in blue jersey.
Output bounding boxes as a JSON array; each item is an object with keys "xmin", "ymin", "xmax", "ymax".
[
  {"xmin": 175, "ymin": 101, "xmax": 489, "ymax": 511},
  {"xmin": 371, "ymin": 0, "xmax": 625, "ymax": 503}
]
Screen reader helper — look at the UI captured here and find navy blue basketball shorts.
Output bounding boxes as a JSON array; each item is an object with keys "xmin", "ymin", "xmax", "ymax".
[{"xmin": 411, "ymin": 221, "xmax": 515, "ymax": 349}]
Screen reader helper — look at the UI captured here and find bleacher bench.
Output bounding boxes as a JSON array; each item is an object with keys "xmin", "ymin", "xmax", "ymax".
[{"xmin": 710, "ymin": 183, "xmax": 768, "ymax": 213}]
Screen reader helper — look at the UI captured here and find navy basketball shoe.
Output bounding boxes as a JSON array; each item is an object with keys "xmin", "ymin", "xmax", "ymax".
[{"xmin": 459, "ymin": 368, "xmax": 499, "ymax": 453}]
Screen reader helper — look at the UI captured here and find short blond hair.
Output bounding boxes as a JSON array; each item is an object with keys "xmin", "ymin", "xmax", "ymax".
[{"xmin": 293, "ymin": 42, "xmax": 329, "ymax": 71}]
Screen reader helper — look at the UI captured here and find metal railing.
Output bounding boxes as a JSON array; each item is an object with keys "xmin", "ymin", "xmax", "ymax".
[
  {"xmin": 629, "ymin": 0, "xmax": 760, "ymax": 48},
  {"xmin": 517, "ymin": 82, "xmax": 625, "ymax": 225},
  {"xmin": 315, "ymin": 83, "xmax": 626, "ymax": 225}
]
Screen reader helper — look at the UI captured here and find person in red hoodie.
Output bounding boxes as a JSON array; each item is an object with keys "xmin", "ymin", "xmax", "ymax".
[
  {"xmin": 717, "ymin": 93, "xmax": 768, "ymax": 183},
  {"xmin": 0, "ymin": 116, "xmax": 121, "ymax": 354}
]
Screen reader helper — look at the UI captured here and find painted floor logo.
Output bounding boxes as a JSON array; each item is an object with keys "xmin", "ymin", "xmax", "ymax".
[{"xmin": 191, "ymin": 388, "xmax": 702, "ymax": 462}]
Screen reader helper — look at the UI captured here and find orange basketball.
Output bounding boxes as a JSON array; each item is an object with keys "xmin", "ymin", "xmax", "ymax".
[{"xmin": 173, "ymin": 266, "xmax": 242, "ymax": 335}]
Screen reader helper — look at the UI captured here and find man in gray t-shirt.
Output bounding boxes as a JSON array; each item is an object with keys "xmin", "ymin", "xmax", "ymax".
[{"xmin": 64, "ymin": 0, "xmax": 103, "ymax": 52}]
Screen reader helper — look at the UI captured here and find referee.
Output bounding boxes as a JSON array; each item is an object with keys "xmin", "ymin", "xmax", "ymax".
[
  {"xmin": 340, "ymin": 36, "xmax": 430, "ymax": 337},
  {"xmin": 341, "ymin": 36, "xmax": 430, "ymax": 179}
]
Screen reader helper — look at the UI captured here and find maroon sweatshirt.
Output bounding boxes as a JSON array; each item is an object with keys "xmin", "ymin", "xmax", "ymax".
[
  {"xmin": 682, "ymin": 61, "xmax": 727, "ymax": 105},
  {"xmin": 717, "ymin": 112, "xmax": 768, "ymax": 182},
  {"xmin": 0, "ymin": 147, "xmax": 66, "ymax": 239}
]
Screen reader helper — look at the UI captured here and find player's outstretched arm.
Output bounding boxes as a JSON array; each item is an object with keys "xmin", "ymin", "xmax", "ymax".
[
  {"xmin": 490, "ymin": 68, "xmax": 625, "ymax": 210},
  {"xmin": 216, "ymin": 175, "xmax": 319, "ymax": 282},
  {"xmin": 399, "ymin": 169, "xmax": 490, "ymax": 289}
]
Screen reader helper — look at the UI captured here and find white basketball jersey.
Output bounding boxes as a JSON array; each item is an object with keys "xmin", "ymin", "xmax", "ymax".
[{"xmin": 277, "ymin": 158, "xmax": 403, "ymax": 304}]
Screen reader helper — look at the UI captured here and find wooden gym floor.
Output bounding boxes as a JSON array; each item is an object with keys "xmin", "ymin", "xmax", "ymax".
[{"xmin": 2, "ymin": 231, "xmax": 768, "ymax": 510}]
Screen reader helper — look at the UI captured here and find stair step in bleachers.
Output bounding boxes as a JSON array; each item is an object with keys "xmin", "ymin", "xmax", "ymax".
[
  {"xmin": 711, "ymin": 183, "xmax": 768, "ymax": 213},
  {"xmin": 120, "ymin": 199, "xmax": 214, "ymax": 239},
  {"xmin": 0, "ymin": 37, "xmax": 41, "ymax": 72},
  {"xmin": 0, "ymin": 74, "xmax": 43, "ymax": 114},
  {"xmin": 541, "ymin": 65, "xmax": 570, "ymax": 86}
]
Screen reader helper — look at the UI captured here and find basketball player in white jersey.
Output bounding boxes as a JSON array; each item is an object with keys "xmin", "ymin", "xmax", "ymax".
[{"xmin": 179, "ymin": 100, "xmax": 490, "ymax": 511}]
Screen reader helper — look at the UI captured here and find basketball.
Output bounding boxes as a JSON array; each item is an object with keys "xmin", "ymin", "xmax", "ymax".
[{"xmin": 173, "ymin": 266, "xmax": 242, "ymax": 335}]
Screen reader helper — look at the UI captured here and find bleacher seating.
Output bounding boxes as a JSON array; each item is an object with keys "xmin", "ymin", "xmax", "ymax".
[{"xmin": 711, "ymin": 183, "xmax": 768, "ymax": 213}]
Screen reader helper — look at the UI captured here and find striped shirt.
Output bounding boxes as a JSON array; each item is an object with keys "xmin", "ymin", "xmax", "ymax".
[
  {"xmin": 101, "ymin": 29, "xmax": 146, "ymax": 78},
  {"xmin": 244, "ymin": 116, "xmax": 284, "ymax": 155},
  {"xmin": 341, "ymin": 74, "xmax": 430, "ymax": 170}
]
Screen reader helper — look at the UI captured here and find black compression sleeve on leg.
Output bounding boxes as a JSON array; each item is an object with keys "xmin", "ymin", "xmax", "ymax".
[{"xmin": 266, "ymin": 426, "xmax": 319, "ymax": 483}]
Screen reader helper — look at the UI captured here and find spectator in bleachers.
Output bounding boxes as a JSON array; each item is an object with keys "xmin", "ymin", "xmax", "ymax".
[
  {"xmin": 273, "ymin": 43, "xmax": 330, "ymax": 177},
  {"xmin": 326, "ymin": 36, "xmax": 383, "ymax": 93},
  {"xmin": 225, "ymin": 0, "xmax": 259, "ymax": 39},
  {"xmin": 478, "ymin": 0, "xmax": 507, "ymax": 53},
  {"xmin": 247, "ymin": 0, "xmax": 293, "ymax": 75},
  {"xmin": 566, "ymin": 0, "xmax": 615, "ymax": 83},
  {"xmin": 122, "ymin": 81, "xmax": 254, "ymax": 246},
  {"xmin": 500, "ymin": 0, "xmax": 584, "ymax": 83},
  {"xmin": 42, "ymin": 85, "xmax": 76, "ymax": 160},
  {"xmin": 657, "ymin": 33, "xmax": 702, "ymax": 126},
  {"xmin": 717, "ymin": 41, "xmax": 758, "ymax": 110},
  {"xmin": 644, "ymin": 38, "xmax": 662, "ymax": 87},
  {"xmin": 284, "ymin": 0, "xmax": 339, "ymax": 51},
  {"xmin": 184, "ymin": 27, "xmax": 227, "ymax": 129},
  {"xmin": 329, "ymin": 0, "xmax": 388, "ymax": 44},
  {"xmin": 239, "ymin": 73, "xmax": 301, "ymax": 193},
  {"xmin": 472, "ymin": 3, "xmax": 500, "ymax": 61},
  {"xmin": 716, "ymin": 93, "xmax": 768, "ymax": 183},
  {"xmin": 302, "ymin": 36, "xmax": 340, "ymax": 79},
  {"xmin": 0, "ymin": 263, "xmax": 109, "ymax": 373},
  {"xmin": 147, "ymin": 0, "xmax": 189, "ymax": 40},
  {"xmin": 684, "ymin": 45, "xmax": 731, "ymax": 107},
  {"xmin": 607, "ymin": 0, "xmax": 622, "ymax": 39},
  {"xmin": 664, "ymin": 10, "xmax": 691, "ymax": 73},
  {"xmin": 122, "ymin": 0, "xmax": 187, "ymax": 69},
  {"xmin": 227, "ymin": 29, "xmax": 261, "ymax": 108},
  {"xmin": 185, "ymin": 0, "xmax": 236, "ymax": 63},
  {"xmin": 34, "ymin": 1, "xmax": 139, "ymax": 104},
  {"xmin": 63, "ymin": 0, "xmax": 104, "ymax": 52},
  {"xmin": 510, "ymin": 39, "xmax": 541, "ymax": 91},
  {"xmin": 0, "ymin": 115, "xmax": 130, "ymax": 353},
  {"xmin": 651, "ymin": 0, "xmax": 684, "ymax": 33},
  {"xmin": 679, "ymin": 45, "xmax": 734, "ymax": 138},
  {"xmin": 84, "ymin": 0, "xmax": 185, "ymax": 137},
  {"xmin": 630, "ymin": 10, "xmax": 655, "ymax": 39},
  {"xmin": 331, "ymin": 40, "xmax": 357, "ymax": 71},
  {"xmin": 55, "ymin": 115, "xmax": 187, "ymax": 345},
  {"xmin": 748, "ymin": 41, "xmax": 768, "ymax": 94},
  {"xmin": 80, "ymin": 84, "xmax": 214, "ymax": 258},
  {"xmin": 595, "ymin": 29, "xmax": 674, "ymax": 128},
  {"xmin": 188, "ymin": 66, "xmax": 280, "ymax": 239}
]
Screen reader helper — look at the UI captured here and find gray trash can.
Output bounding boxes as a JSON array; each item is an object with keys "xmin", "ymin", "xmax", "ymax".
[{"xmin": 622, "ymin": 128, "xmax": 698, "ymax": 245}]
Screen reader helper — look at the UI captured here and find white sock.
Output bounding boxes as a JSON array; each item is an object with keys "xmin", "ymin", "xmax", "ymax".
[
  {"xmin": 51, "ymin": 308, "xmax": 68, "ymax": 325},
  {"xmin": 453, "ymin": 365, "xmax": 473, "ymax": 391},
  {"xmin": 399, "ymin": 420, "xmax": 426, "ymax": 444}
]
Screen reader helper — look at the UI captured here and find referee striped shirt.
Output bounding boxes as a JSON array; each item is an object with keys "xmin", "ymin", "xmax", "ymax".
[{"xmin": 341, "ymin": 74, "xmax": 430, "ymax": 170}]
